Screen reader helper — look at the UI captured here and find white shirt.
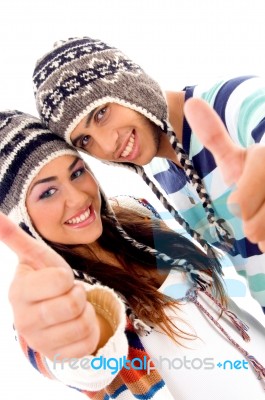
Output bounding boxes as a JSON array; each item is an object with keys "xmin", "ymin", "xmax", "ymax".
[{"xmin": 141, "ymin": 266, "xmax": 265, "ymax": 399}]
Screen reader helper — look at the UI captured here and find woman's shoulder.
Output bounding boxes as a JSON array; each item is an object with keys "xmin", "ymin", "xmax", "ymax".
[{"xmin": 109, "ymin": 195, "xmax": 161, "ymax": 219}]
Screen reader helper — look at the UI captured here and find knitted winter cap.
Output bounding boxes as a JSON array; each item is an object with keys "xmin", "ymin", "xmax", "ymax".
[
  {"xmin": 0, "ymin": 110, "xmax": 82, "ymax": 241},
  {"xmin": 33, "ymin": 36, "xmax": 168, "ymax": 144}
]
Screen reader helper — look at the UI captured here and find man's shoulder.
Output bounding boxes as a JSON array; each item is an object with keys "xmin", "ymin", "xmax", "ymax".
[
  {"xmin": 189, "ymin": 75, "xmax": 265, "ymax": 101},
  {"xmin": 144, "ymin": 157, "xmax": 170, "ymax": 176}
]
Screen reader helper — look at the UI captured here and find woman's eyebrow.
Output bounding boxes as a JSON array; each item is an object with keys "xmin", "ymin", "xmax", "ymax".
[
  {"xmin": 68, "ymin": 157, "xmax": 80, "ymax": 171},
  {"xmin": 29, "ymin": 158, "xmax": 81, "ymax": 193},
  {"xmin": 29, "ymin": 176, "xmax": 57, "ymax": 193}
]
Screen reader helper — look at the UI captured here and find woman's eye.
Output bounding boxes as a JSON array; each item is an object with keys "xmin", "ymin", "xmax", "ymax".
[
  {"xmin": 95, "ymin": 106, "xmax": 107, "ymax": 122},
  {"xmin": 39, "ymin": 188, "xmax": 56, "ymax": 200},
  {"xmin": 72, "ymin": 167, "xmax": 86, "ymax": 180}
]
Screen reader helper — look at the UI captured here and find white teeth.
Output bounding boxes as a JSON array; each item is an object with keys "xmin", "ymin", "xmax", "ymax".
[
  {"xmin": 66, "ymin": 209, "xmax": 91, "ymax": 225},
  {"xmin": 121, "ymin": 133, "xmax": 135, "ymax": 157}
]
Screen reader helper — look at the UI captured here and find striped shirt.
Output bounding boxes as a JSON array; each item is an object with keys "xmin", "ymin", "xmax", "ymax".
[{"xmin": 146, "ymin": 75, "xmax": 265, "ymax": 312}]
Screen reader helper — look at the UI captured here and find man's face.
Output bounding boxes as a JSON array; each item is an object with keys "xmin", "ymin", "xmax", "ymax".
[{"xmin": 70, "ymin": 103, "xmax": 161, "ymax": 166}]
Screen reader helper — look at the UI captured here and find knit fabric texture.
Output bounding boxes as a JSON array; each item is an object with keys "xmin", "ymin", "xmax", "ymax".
[
  {"xmin": 33, "ymin": 37, "xmax": 168, "ymax": 145},
  {"xmin": 19, "ymin": 317, "xmax": 170, "ymax": 399}
]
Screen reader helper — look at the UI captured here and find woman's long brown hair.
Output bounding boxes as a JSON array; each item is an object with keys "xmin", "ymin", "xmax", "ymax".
[{"xmin": 48, "ymin": 200, "xmax": 226, "ymax": 342}]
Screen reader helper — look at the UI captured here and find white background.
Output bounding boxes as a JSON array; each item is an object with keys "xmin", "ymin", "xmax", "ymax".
[{"xmin": 1, "ymin": 0, "xmax": 265, "ymax": 398}]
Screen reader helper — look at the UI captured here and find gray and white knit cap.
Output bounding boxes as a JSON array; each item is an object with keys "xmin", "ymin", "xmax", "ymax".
[{"xmin": 33, "ymin": 36, "xmax": 168, "ymax": 145}]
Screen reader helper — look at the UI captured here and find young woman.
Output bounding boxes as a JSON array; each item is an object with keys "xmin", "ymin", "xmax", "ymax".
[{"xmin": 0, "ymin": 110, "xmax": 264, "ymax": 399}]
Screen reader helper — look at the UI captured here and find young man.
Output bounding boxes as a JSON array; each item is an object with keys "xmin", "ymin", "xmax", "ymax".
[{"xmin": 33, "ymin": 37, "xmax": 265, "ymax": 312}]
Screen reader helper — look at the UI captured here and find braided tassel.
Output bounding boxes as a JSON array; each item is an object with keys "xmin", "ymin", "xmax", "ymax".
[
  {"xmin": 214, "ymin": 219, "xmax": 237, "ymax": 254},
  {"xmin": 203, "ymin": 290, "xmax": 250, "ymax": 342},
  {"xmin": 187, "ymin": 268, "xmax": 213, "ymax": 290},
  {"xmin": 246, "ymin": 355, "xmax": 265, "ymax": 387},
  {"xmin": 130, "ymin": 317, "xmax": 152, "ymax": 336},
  {"xmin": 186, "ymin": 287, "xmax": 265, "ymax": 389},
  {"xmin": 225, "ymin": 310, "xmax": 250, "ymax": 342},
  {"xmin": 170, "ymin": 131, "xmax": 236, "ymax": 252}
]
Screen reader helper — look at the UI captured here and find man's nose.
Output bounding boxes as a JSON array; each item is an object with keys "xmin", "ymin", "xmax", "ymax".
[{"xmin": 94, "ymin": 129, "xmax": 117, "ymax": 154}]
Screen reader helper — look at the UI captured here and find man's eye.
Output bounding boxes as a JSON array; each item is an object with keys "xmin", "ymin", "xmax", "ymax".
[
  {"xmin": 39, "ymin": 188, "xmax": 56, "ymax": 200},
  {"xmin": 95, "ymin": 106, "xmax": 107, "ymax": 122}
]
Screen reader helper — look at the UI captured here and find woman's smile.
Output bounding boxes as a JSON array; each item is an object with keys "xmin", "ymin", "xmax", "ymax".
[{"xmin": 64, "ymin": 205, "xmax": 96, "ymax": 228}]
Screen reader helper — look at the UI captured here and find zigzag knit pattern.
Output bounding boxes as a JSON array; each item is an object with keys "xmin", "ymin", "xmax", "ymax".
[{"xmin": 18, "ymin": 320, "xmax": 171, "ymax": 400}]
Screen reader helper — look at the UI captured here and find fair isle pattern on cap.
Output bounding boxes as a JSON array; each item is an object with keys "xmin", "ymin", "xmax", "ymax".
[
  {"xmin": 33, "ymin": 37, "xmax": 168, "ymax": 144},
  {"xmin": 33, "ymin": 37, "xmax": 235, "ymax": 257},
  {"xmin": 0, "ymin": 110, "xmax": 78, "ymax": 241}
]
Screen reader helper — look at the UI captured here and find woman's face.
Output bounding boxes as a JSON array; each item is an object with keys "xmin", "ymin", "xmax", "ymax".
[{"xmin": 26, "ymin": 155, "xmax": 103, "ymax": 245}]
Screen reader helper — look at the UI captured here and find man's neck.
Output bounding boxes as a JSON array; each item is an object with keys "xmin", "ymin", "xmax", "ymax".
[
  {"xmin": 156, "ymin": 133, "xmax": 180, "ymax": 165},
  {"xmin": 156, "ymin": 91, "xmax": 185, "ymax": 166}
]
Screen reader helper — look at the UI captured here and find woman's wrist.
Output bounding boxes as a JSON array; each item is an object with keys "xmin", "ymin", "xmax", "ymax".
[{"xmin": 86, "ymin": 284, "xmax": 127, "ymax": 354}]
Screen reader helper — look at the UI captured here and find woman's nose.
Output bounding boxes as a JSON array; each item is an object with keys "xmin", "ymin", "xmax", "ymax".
[{"xmin": 64, "ymin": 184, "xmax": 89, "ymax": 208}]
